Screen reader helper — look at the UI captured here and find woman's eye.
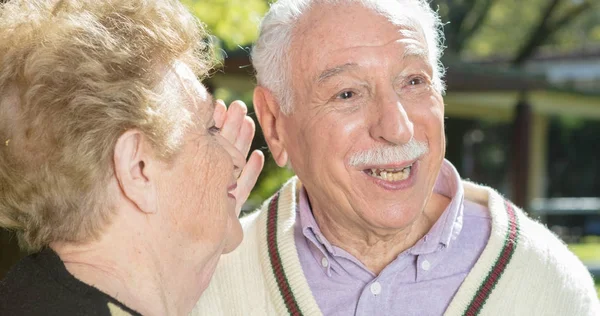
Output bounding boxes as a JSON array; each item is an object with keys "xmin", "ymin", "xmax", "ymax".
[
  {"xmin": 208, "ymin": 126, "xmax": 221, "ymax": 135},
  {"xmin": 338, "ymin": 91, "xmax": 355, "ymax": 100}
]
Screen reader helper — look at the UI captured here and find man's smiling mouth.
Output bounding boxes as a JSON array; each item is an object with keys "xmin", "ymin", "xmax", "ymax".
[{"xmin": 364, "ymin": 163, "xmax": 413, "ymax": 182}]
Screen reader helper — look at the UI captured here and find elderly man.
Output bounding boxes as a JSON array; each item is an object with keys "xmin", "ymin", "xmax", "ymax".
[{"xmin": 195, "ymin": 0, "xmax": 598, "ymax": 315}]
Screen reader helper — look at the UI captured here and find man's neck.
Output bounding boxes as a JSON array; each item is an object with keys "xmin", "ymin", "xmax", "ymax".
[{"xmin": 311, "ymin": 192, "xmax": 450, "ymax": 275}]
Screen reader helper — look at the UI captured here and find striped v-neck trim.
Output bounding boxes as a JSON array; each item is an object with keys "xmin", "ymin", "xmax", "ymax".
[
  {"xmin": 266, "ymin": 193, "xmax": 303, "ymax": 315},
  {"xmin": 260, "ymin": 177, "xmax": 519, "ymax": 316},
  {"xmin": 462, "ymin": 200, "xmax": 520, "ymax": 315}
]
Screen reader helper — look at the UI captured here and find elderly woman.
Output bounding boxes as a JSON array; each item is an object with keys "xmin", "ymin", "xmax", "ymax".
[{"xmin": 0, "ymin": 0, "xmax": 263, "ymax": 315}]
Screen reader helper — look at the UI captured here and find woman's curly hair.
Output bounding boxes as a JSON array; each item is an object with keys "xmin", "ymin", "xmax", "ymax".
[{"xmin": 0, "ymin": 0, "xmax": 215, "ymax": 250}]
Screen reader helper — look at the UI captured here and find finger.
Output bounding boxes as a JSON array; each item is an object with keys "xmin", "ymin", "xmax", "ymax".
[
  {"xmin": 235, "ymin": 116, "xmax": 255, "ymax": 158},
  {"xmin": 213, "ymin": 100, "xmax": 227, "ymax": 129},
  {"xmin": 221, "ymin": 100, "xmax": 247, "ymax": 143},
  {"xmin": 234, "ymin": 150, "xmax": 264, "ymax": 216}
]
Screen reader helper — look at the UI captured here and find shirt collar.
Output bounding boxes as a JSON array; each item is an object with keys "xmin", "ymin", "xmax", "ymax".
[{"xmin": 298, "ymin": 187, "xmax": 336, "ymax": 255}]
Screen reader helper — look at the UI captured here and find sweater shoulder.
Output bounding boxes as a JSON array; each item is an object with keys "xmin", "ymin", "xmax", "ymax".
[
  {"xmin": 493, "ymin": 199, "xmax": 598, "ymax": 313},
  {"xmin": 460, "ymin": 182, "xmax": 598, "ymax": 314},
  {"xmin": 192, "ymin": 205, "xmax": 272, "ymax": 315},
  {"xmin": 518, "ymin": 213, "xmax": 595, "ymax": 287},
  {"xmin": 486, "ymin": 214, "xmax": 599, "ymax": 314}
]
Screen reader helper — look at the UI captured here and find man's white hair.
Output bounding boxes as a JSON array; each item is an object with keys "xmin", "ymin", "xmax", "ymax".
[{"xmin": 251, "ymin": 0, "xmax": 446, "ymax": 115}]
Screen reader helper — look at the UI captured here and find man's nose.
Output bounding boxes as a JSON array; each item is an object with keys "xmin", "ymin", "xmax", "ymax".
[{"xmin": 369, "ymin": 93, "xmax": 414, "ymax": 145}]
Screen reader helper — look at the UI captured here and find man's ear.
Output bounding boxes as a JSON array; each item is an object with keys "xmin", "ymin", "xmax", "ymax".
[
  {"xmin": 253, "ymin": 86, "xmax": 288, "ymax": 167},
  {"xmin": 113, "ymin": 130, "xmax": 158, "ymax": 214}
]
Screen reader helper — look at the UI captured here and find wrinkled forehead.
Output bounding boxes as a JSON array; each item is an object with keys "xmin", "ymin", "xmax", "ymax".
[
  {"xmin": 291, "ymin": 2, "xmax": 429, "ymax": 77},
  {"xmin": 302, "ymin": 2, "xmax": 426, "ymax": 44}
]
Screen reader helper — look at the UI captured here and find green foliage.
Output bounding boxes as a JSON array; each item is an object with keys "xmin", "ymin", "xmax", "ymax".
[
  {"xmin": 248, "ymin": 159, "xmax": 295, "ymax": 207},
  {"xmin": 187, "ymin": 0, "xmax": 599, "ymax": 61},
  {"xmin": 463, "ymin": 0, "xmax": 540, "ymax": 58},
  {"xmin": 185, "ymin": 0, "xmax": 600, "ymax": 67},
  {"xmin": 458, "ymin": 0, "xmax": 600, "ymax": 59},
  {"xmin": 212, "ymin": 86, "xmax": 253, "ymax": 105},
  {"xmin": 181, "ymin": 0, "xmax": 268, "ymax": 50},
  {"xmin": 550, "ymin": 6, "xmax": 600, "ymax": 51},
  {"xmin": 569, "ymin": 241, "xmax": 600, "ymax": 264},
  {"xmin": 569, "ymin": 241, "xmax": 600, "ymax": 298}
]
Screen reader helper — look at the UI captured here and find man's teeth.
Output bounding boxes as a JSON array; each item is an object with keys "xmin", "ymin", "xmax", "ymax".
[{"xmin": 368, "ymin": 166, "xmax": 411, "ymax": 181}]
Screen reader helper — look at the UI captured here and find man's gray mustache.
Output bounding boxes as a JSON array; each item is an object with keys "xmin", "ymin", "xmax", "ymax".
[{"xmin": 349, "ymin": 140, "xmax": 429, "ymax": 167}]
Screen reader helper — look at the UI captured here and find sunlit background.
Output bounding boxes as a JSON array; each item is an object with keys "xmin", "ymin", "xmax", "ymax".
[{"xmin": 2, "ymin": 0, "xmax": 600, "ymax": 296}]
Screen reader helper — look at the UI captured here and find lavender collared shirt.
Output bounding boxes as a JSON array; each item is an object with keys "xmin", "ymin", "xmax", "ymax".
[{"xmin": 294, "ymin": 160, "xmax": 491, "ymax": 316}]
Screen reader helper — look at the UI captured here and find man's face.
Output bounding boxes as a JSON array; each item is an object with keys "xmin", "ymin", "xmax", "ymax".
[{"xmin": 279, "ymin": 3, "xmax": 445, "ymax": 232}]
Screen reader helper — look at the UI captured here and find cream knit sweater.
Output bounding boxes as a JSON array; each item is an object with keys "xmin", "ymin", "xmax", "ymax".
[{"xmin": 193, "ymin": 177, "xmax": 599, "ymax": 315}]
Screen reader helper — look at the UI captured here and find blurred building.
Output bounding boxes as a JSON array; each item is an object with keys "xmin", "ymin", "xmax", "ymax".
[{"xmin": 524, "ymin": 48, "xmax": 600, "ymax": 92}]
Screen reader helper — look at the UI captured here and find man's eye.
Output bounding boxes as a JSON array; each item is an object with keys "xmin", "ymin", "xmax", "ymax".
[
  {"xmin": 408, "ymin": 77, "xmax": 423, "ymax": 86},
  {"xmin": 208, "ymin": 126, "xmax": 221, "ymax": 135},
  {"xmin": 338, "ymin": 91, "xmax": 355, "ymax": 100}
]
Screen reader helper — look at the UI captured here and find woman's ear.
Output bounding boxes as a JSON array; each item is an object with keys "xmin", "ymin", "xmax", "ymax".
[
  {"xmin": 253, "ymin": 86, "xmax": 288, "ymax": 167},
  {"xmin": 113, "ymin": 130, "xmax": 158, "ymax": 214}
]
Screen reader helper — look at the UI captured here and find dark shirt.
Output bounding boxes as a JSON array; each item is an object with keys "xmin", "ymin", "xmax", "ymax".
[{"xmin": 0, "ymin": 248, "xmax": 142, "ymax": 316}]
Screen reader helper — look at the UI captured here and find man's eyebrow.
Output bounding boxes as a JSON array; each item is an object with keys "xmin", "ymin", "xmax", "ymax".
[
  {"xmin": 316, "ymin": 63, "xmax": 358, "ymax": 84},
  {"xmin": 402, "ymin": 45, "xmax": 428, "ymax": 61}
]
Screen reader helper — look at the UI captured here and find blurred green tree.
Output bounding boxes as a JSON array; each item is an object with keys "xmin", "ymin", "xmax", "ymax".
[
  {"xmin": 183, "ymin": 0, "xmax": 599, "ymax": 64},
  {"xmin": 181, "ymin": 0, "xmax": 268, "ymax": 50},
  {"xmin": 433, "ymin": 0, "xmax": 599, "ymax": 64}
]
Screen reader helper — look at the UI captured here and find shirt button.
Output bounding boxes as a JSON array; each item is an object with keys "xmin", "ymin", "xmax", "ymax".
[
  {"xmin": 321, "ymin": 257, "xmax": 329, "ymax": 268},
  {"xmin": 421, "ymin": 259, "xmax": 431, "ymax": 271},
  {"xmin": 370, "ymin": 281, "xmax": 382, "ymax": 295}
]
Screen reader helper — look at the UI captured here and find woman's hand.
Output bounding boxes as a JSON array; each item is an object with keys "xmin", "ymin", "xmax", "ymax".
[{"xmin": 213, "ymin": 100, "xmax": 264, "ymax": 216}]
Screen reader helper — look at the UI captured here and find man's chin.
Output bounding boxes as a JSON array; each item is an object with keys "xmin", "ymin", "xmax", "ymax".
[{"xmin": 354, "ymin": 202, "xmax": 425, "ymax": 230}]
